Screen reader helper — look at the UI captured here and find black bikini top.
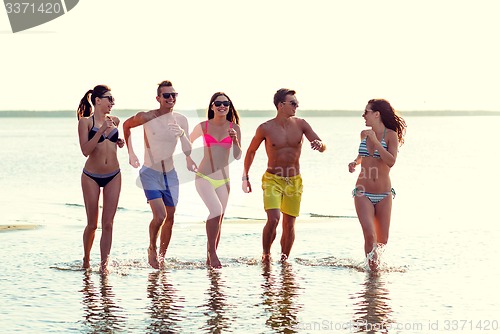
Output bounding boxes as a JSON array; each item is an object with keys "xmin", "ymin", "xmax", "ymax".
[{"xmin": 88, "ymin": 116, "xmax": 119, "ymax": 143}]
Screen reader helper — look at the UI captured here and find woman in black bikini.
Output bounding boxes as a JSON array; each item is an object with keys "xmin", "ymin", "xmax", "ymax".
[{"xmin": 77, "ymin": 85, "xmax": 124, "ymax": 273}]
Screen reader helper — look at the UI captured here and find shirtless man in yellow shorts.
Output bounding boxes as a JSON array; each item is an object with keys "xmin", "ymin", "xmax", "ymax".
[{"xmin": 242, "ymin": 88, "xmax": 326, "ymax": 262}]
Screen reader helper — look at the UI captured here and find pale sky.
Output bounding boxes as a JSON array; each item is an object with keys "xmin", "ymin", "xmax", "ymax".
[{"xmin": 1, "ymin": 0, "xmax": 499, "ymax": 112}]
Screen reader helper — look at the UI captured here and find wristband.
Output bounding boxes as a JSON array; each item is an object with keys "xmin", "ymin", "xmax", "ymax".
[{"xmin": 242, "ymin": 175, "xmax": 249, "ymax": 181}]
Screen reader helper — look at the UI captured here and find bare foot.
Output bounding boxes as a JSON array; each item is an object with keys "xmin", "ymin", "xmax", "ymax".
[
  {"xmin": 158, "ymin": 254, "xmax": 165, "ymax": 269},
  {"xmin": 262, "ymin": 253, "xmax": 272, "ymax": 263},
  {"xmin": 83, "ymin": 257, "xmax": 90, "ymax": 270},
  {"xmin": 368, "ymin": 259, "xmax": 378, "ymax": 272},
  {"xmin": 366, "ymin": 246, "xmax": 380, "ymax": 272},
  {"xmin": 100, "ymin": 259, "xmax": 109, "ymax": 275},
  {"xmin": 279, "ymin": 253, "xmax": 288, "ymax": 263},
  {"xmin": 148, "ymin": 247, "xmax": 160, "ymax": 269},
  {"xmin": 208, "ymin": 251, "xmax": 222, "ymax": 269},
  {"xmin": 261, "ymin": 259, "xmax": 272, "ymax": 274},
  {"xmin": 99, "ymin": 265, "xmax": 109, "ymax": 275}
]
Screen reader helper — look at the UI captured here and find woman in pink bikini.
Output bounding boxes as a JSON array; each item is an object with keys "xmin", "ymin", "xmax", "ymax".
[
  {"xmin": 187, "ymin": 92, "xmax": 242, "ymax": 268},
  {"xmin": 348, "ymin": 98, "xmax": 406, "ymax": 270}
]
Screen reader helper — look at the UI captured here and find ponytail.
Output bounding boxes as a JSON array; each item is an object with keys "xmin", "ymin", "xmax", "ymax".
[
  {"xmin": 77, "ymin": 90, "xmax": 93, "ymax": 120},
  {"xmin": 77, "ymin": 85, "xmax": 112, "ymax": 120}
]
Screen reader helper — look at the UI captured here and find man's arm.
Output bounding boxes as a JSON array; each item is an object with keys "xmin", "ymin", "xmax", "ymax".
[
  {"xmin": 186, "ymin": 122, "xmax": 203, "ymax": 171},
  {"xmin": 301, "ymin": 119, "xmax": 326, "ymax": 153},
  {"xmin": 242, "ymin": 124, "xmax": 266, "ymax": 193},
  {"xmin": 123, "ymin": 111, "xmax": 147, "ymax": 168},
  {"xmin": 177, "ymin": 115, "xmax": 192, "ymax": 159}
]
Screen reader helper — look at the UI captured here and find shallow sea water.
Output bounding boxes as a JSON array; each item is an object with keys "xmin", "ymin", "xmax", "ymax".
[{"xmin": 1, "ymin": 114, "xmax": 499, "ymax": 333}]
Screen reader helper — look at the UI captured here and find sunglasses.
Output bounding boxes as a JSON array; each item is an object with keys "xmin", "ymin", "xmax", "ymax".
[
  {"xmin": 162, "ymin": 93, "xmax": 178, "ymax": 99},
  {"xmin": 283, "ymin": 101, "xmax": 298, "ymax": 107},
  {"xmin": 213, "ymin": 101, "xmax": 231, "ymax": 107},
  {"xmin": 100, "ymin": 96, "xmax": 115, "ymax": 103}
]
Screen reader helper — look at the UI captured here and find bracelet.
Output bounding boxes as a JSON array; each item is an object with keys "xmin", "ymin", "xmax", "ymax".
[{"xmin": 242, "ymin": 175, "xmax": 249, "ymax": 181}]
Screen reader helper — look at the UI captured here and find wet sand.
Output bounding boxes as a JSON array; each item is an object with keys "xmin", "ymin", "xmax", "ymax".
[{"xmin": 0, "ymin": 225, "xmax": 39, "ymax": 232}]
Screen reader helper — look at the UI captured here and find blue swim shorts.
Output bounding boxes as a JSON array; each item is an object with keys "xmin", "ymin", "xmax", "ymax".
[{"xmin": 139, "ymin": 166, "xmax": 179, "ymax": 207}]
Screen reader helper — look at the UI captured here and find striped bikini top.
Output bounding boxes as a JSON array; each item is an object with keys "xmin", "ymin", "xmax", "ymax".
[
  {"xmin": 358, "ymin": 128, "xmax": 387, "ymax": 158},
  {"xmin": 203, "ymin": 121, "xmax": 233, "ymax": 149}
]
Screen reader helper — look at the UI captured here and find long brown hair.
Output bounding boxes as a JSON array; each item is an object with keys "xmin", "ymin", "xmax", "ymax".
[
  {"xmin": 369, "ymin": 98, "xmax": 407, "ymax": 146},
  {"xmin": 207, "ymin": 92, "xmax": 240, "ymax": 125}
]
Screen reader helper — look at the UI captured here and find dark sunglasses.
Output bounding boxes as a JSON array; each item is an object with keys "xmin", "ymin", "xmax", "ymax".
[
  {"xmin": 162, "ymin": 93, "xmax": 178, "ymax": 99},
  {"xmin": 100, "ymin": 95, "xmax": 115, "ymax": 103},
  {"xmin": 283, "ymin": 101, "xmax": 298, "ymax": 107},
  {"xmin": 213, "ymin": 101, "xmax": 230, "ymax": 107},
  {"xmin": 363, "ymin": 109, "xmax": 377, "ymax": 116}
]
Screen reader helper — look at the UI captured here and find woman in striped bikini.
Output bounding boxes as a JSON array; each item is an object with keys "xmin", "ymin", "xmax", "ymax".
[
  {"xmin": 187, "ymin": 92, "xmax": 242, "ymax": 268},
  {"xmin": 348, "ymin": 99, "xmax": 406, "ymax": 270},
  {"xmin": 77, "ymin": 85, "xmax": 124, "ymax": 273}
]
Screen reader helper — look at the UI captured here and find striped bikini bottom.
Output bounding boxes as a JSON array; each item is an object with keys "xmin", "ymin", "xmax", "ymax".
[{"xmin": 352, "ymin": 188, "xmax": 396, "ymax": 205}]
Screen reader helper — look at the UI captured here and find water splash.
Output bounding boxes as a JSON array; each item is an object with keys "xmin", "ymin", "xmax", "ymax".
[
  {"xmin": 295, "ymin": 254, "xmax": 408, "ymax": 273},
  {"xmin": 51, "ymin": 256, "xmax": 408, "ymax": 274},
  {"xmin": 363, "ymin": 243, "xmax": 408, "ymax": 273},
  {"xmin": 295, "ymin": 256, "xmax": 366, "ymax": 272},
  {"xmin": 50, "ymin": 260, "xmax": 132, "ymax": 276},
  {"xmin": 230, "ymin": 257, "xmax": 259, "ymax": 266},
  {"xmin": 366, "ymin": 243, "xmax": 387, "ymax": 272}
]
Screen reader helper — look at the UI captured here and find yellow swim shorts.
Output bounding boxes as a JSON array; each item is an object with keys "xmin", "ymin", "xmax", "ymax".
[{"xmin": 262, "ymin": 171, "xmax": 303, "ymax": 217}]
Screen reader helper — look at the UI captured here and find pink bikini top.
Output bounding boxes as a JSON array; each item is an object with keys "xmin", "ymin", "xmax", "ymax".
[{"xmin": 203, "ymin": 121, "xmax": 233, "ymax": 149}]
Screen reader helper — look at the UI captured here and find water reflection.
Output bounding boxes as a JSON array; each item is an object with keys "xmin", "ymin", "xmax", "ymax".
[
  {"xmin": 80, "ymin": 272, "xmax": 127, "ymax": 333},
  {"xmin": 146, "ymin": 270, "xmax": 185, "ymax": 333},
  {"xmin": 261, "ymin": 262, "xmax": 302, "ymax": 333},
  {"xmin": 350, "ymin": 272, "xmax": 394, "ymax": 333},
  {"xmin": 199, "ymin": 269, "xmax": 231, "ymax": 333}
]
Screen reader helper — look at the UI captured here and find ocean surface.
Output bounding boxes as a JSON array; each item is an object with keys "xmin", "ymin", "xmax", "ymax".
[{"xmin": 0, "ymin": 112, "xmax": 498, "ymax": 333}]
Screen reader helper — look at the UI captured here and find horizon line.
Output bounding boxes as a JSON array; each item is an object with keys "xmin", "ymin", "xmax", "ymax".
[
  {"xmin": 1, "ymin": 108, "xmax": 500, "ymax": 113},
  {"xmin": 1, "ymin": 109, "xmax": 499, "ymax": 118}
]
